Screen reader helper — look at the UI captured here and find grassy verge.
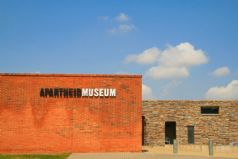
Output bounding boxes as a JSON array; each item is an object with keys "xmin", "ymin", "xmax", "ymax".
[{"xmin": 0, "ymin": 153, "xmax": 70, "ymax": 159}]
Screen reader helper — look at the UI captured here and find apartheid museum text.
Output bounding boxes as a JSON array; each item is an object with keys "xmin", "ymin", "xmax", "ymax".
[{"xmin": 40, "ymin": 88, "xmax": 116, "ymax": 98}]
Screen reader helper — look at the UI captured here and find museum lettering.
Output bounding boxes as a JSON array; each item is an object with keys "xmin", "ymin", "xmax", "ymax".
[{"xmin": 40, "ymin": 88, "xmax": 116, "ymax": 98}]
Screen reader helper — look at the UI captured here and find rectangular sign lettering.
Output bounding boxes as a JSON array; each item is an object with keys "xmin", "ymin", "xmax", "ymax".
[{"xmin": 40, "ymin": 88, "xmax": 116, "ymax": 98}]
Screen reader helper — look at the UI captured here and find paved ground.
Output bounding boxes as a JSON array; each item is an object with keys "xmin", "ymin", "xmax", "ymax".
[
  {"xmin": 67, "ymin": 153, "xmax": 237, "ymax": 159},
  {"xmin": 67, "ymin": 145, "xmax": 238, "ymax": 159}
]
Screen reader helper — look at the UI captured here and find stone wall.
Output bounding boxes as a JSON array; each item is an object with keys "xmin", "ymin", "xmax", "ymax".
[{"xmin": 142, "ymin": 100, "xmax": 238, "ymax": 146}]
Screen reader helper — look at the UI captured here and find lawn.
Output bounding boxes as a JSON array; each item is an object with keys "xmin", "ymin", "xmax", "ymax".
[{"xmin": 0, "ymin": 153, "xmax": 70, "ymax": 159}]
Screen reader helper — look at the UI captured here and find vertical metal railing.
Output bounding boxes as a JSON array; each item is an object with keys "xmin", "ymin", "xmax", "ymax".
[
  {"xmin": 173, "ymin": 139, "xmax": 178, "ymax": 154},
  {"xmin": 208, "ymin": 139, "xmax": 214, "ymax": 156}
]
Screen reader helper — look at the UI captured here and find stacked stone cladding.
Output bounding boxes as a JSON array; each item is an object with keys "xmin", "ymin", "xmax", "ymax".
[{"xmin": 142, "ymin": 100, "xmax": 238, "ymax": 146}]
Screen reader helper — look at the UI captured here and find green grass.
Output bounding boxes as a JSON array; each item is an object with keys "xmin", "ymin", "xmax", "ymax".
[{"xmin": 0, "ymin": 153, "xmax": 70, "ymax": 159}]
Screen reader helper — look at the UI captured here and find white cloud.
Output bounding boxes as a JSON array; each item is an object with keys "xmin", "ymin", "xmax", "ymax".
[
  {"xmin": 161, "ymin": 80, "xmax": 182, "ymax": 97},
  {"xmin": 142, "ymin": 84, "xmax": 153, "ymax": 99},
  {"xmin": 206, "ymin": 80, "xmax": 238, "ymax": 99},
  {"xmin": 109, "ymin": 24, "xmax": 135, "ymax": 34},
  {"xmin": 125, "ymin": 42, "xmax": 208, "ymax": 80},
  {"xmin": 124, "ymin": 47, "xmax": 160, "ymax": 64},
  {"xmin": 102, "ymin": 13, "xmax": 135, "ymax": 34},
  {"xmin": 159, "ymin": 42, "xmax": 208, "ymax": 67},
  {"xmin": 116, "ymin": 13, "xmax": 129, "ymax": 22},
  {"xmin": 212, "ymin": 66, "xmax": 230, "ymax": 77},
  {"xmin": 146, "ymin": 66, "xmax": 189, "ymax": 80}
]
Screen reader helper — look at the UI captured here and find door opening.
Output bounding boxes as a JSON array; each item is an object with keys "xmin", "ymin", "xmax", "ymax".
[
  {"xmin": 165, "ymin": 121, "xmax": 176, "ymax": 144},
  {"xmin": 187, "ymin": 126, "xmax": 194, "ymax": 144},
  {"xmin": 142, "ymin": 116, "xmax": 146, "ymax": 145}
]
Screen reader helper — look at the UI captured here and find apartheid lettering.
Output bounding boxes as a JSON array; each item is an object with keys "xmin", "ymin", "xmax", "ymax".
[{"xmin": 40, "ymin": 88, "xmax": 116, "ymax": 98}]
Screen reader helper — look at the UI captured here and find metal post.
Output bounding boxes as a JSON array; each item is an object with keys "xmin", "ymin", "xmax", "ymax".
[
  {"xmin": 173, "ymin": 139, "xmax": 178, "ymax": 154},
  {"xmin": 208, "ymin": 139, "xmax": 214, "ymax": 156}
]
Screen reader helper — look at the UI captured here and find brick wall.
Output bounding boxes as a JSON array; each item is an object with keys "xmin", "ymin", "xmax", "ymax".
[
  {"xmin": 142, "ymin": 100, "xmax": 238, "ymax": 146},
  {"xmin": 0, "ymin": 74, "xmax": 142, "ymax": 153}
]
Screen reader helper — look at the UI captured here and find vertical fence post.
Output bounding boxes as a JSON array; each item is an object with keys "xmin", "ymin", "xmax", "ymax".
[
  {"xmin": 173, "ymin": 139, "xmax": 178, "ymax": 154},
  {"xmin": 208, "ymin": 139, "xmax": 214, "ymax": 156}
]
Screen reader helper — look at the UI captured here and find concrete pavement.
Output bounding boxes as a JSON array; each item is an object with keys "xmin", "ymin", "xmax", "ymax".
[{"xmin": 67, "ymin": 153, "xmax": 237, "ymax": 159}]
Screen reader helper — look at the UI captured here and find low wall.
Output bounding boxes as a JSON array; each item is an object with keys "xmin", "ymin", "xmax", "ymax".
[{"xmin": 143, "ymin": 145, "xmax": 238, "ymax": 158}]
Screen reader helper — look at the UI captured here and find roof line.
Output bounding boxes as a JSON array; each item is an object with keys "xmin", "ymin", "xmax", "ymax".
[{"xmin": 0, "ymin": 73, "xmax": 142, "ymax": 78}]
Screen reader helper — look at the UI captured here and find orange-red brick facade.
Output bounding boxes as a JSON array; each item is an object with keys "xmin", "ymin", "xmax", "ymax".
[{"xmin": 0, "ymin": 74, "xmax": 142, "ymax": 153}]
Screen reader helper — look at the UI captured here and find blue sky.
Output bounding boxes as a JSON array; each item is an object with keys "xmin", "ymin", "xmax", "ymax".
[{"xmin": 1, "ymin": 0, "xmax": 238, "ymax": 99}]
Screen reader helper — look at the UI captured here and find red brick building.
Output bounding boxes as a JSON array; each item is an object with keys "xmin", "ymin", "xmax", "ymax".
[{"xmin": 0, "ymin": 73, "xmax": 142, "ymax": 153}]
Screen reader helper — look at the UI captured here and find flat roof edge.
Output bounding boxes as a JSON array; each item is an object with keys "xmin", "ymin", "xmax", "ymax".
[
  {"xmin": 143, "ymin": 100, "xmax": 238, "ymax": 102},
  {"xmin": 0, "ymin": 73, "xmax": 142, "ymax": 78}
]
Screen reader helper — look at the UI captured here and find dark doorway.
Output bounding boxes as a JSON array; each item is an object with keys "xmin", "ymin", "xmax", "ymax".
[
  {"xmin": 187, "ymin": 126, "xmax": 194, "ymax": 144},
  {"xmin": 165, "ymin": 121, "xmax": 176, "ymax": 144},
  {"xmin": 142, "ymin": 116, "xmax": 146, "ymax": 145}
]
